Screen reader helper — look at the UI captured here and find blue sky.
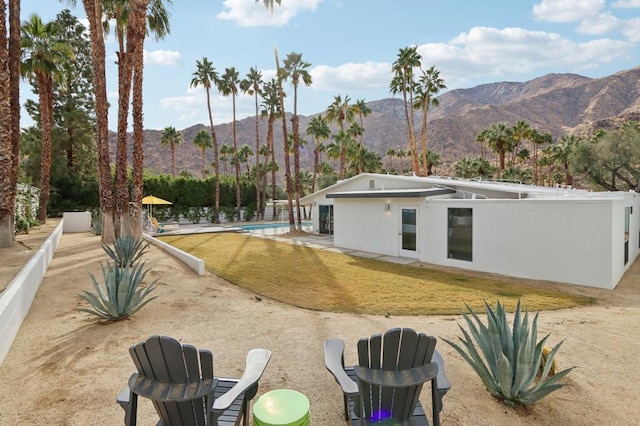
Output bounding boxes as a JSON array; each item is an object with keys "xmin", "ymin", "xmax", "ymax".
[{"xmin": 20, "ymin": 0, "xmax": 640, "ymax": 131}]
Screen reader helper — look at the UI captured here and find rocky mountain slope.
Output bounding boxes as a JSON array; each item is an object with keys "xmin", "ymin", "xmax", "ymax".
[{"xmin": 112, "ymin": 66, "xmax": 640, "ymax": 175}]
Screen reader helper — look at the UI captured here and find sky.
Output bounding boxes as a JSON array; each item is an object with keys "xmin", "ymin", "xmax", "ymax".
[{"xmin": 19, "ymin": 0, "xmax": 640, "ymax": 131}]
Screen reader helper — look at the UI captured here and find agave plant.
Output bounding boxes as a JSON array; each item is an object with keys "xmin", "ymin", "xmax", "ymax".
[
  {"xmin": 79, "ymin": 259, "xmax": 157, "ymax": 321},
  {"xmin": 102, "ymin": 235, "xmax": 149, "ymax": 267},
  {"xmin": 444, "ymin": 300, "xmax": 573, "ymax": 406}
]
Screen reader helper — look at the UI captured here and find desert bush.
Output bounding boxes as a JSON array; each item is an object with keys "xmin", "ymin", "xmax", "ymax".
[{"xmin": 444, "ymin": 300, "xmax": 572, "ymax": 406}]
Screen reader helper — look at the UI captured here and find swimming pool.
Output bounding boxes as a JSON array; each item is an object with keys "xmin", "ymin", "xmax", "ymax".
[{"xmin": 239, "ymin": 221, "xmax": 312, "ymax": 233}]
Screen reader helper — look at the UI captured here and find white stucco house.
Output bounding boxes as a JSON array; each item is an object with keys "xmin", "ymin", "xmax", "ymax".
[{"xmin": 300, "ymin": 173, "xmax": 640, "ymax": 289}]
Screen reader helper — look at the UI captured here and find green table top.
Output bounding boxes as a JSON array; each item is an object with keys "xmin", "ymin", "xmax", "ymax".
[{"xmin": 253, "ymin": 389, "xmax": 310, "ymax": 426}]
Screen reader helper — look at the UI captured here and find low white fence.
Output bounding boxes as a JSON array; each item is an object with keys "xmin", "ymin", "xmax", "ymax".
[{"xmin": 0, "ymin": 220, "xmax": 63, "ymax": 364}]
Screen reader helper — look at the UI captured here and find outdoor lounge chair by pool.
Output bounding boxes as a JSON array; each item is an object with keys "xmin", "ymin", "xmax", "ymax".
[
  {"xmin": 323, "ymin": 328, "xmax": 450, "ymax": 425},
  {"xmin": 116, "ymin": 335, "xmax": 271, "ymax": 426}
]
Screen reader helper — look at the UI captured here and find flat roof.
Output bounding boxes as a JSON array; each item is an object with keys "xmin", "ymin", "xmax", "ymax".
[{"xmin": 326, "ymin": 188, "xmax": 456, "ymax": 199}]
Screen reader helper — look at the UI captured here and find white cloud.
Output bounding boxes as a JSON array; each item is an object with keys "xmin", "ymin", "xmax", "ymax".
[
  {"xmin": 621, "ymin": 17, "xmax": 640, "ymax": 41},
  {"xmin": 144, "ymin": 50, "xmax": 181, "ymax": 66},
  {"xmin": 218, "ymin": 0, "xmax": 323, "ymax": 27},
  {"xmin": 533, "ymin": 0, "xmax": 605, "ymax": 22},
  {"xmin": 416, "ymin": 26, "xmax": 632, "ymax": 87},
  {"xmin": 310, "ymin": 62, "xmax": 391, "ymax": 92},
  {"xmin": 576, "ymin": 12, "xmax": 621, "ymax": 34},
  {"xmin": 160, "ymin": 85, "xmax": 256, "ymax": 127},
  {"xmin": 612, "ymin": 0, "xmax": 640, "ymax": 7}
]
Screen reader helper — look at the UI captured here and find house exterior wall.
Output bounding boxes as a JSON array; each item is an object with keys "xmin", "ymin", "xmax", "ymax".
[
  {"xmin": 423, "ymin": 197, "xmax": 638, "ymax": 289},
  {"xmin": 302, "ymin": 173, "xmax": 640, "ymax": 289}
]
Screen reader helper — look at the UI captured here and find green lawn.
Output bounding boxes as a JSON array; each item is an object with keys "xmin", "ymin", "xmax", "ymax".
[{"xmin": 159, "ymin": 233, "xmax": 595, "ymax": 315}]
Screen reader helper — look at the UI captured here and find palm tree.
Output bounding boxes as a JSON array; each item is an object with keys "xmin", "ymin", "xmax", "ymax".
[
  {"xmin": 191, "ymin": 57, "xmax": 221, "ymax": 222},
  {"xmin": 192, "ymin": 129, "xmax": 212, "ymax": 179},
  {"xmin": 218, "ymin": 67, "xmax": 242, "ymax": 221},
  {"xmin": 131, "ymin": 0, "xmax": 170, "ymax": 236},
  {"xmin": 306, "ymin": 114, "xmax": 330, "ymax": 193},
  {"xmin": 160, "ymin": 126, "xmax": 183, "ymax": 176},
  {"xmin": 510, "ymin": 120, "xmax": 531, "ymax": 165},
  {"xmin": 385, "ymin": 147, "xmax": 397, "ymax": 172},
  {"xmin": 391, "ymin": 46, "xmax": 421, "ymax": 173},
  {"xmin": 0, "ymin": 0, "xmax": 18, "ymax": 247},
  {"xmin": 238, "ymin": 144, "xmax": 254, "ymax": 175},
  {"xmin": 549, "ymin": 135, "xmax": 579, "ymax": 186},
  {"xmin": 332, "ymin": 129, "xmax": 356, "ymax": 177},
  {"xmin": 240, "ymin": 66, "xmax": 263, "ymax": 218},
  {"xmin": 326, "ymin": 94, "xmax": 357, "ymax": 179},
  {"xmin": 425, "ymin": 149, "xmax": 440, "ymax": 176},
  {"xmin": 530, "ymin": 129, "xmax": 552, "ymax": 184},
  {"xmin": 260, "ymin": 78, "xmax": 281, "ymax": 220},
  {"xmin": 281, "ymin": 52, "xmax": 312, "ymax": 229},
  {"xmin": 486, "ymin": 123, "xmax": 514, "ymax": 171},
  {"xmin": 274, "ymin": 47, "xmax": 294, "ymax": 227},
  {"xmin": 414, "ymin": 65, "xmax": 446, "ymax": 175},
  {"xmin": 354, "ymin": 98, "xmax": 371, "ymax": 146},
  {"xmin": 475, "ymin": 128, "xmax": 491, "ymax": 159},
  {"xmin": 220, "ymin": 143, "xmax": 233, "ymax": 175},
  {"xmin": 21, "ymin": 14, "xmax": 72, "ymax": 223},
  {"xmin": 72, "ymin": 0, "xmax": 114, "ymax": 241},
  {"xmin": 348, "ymin": 144, "xmax": 381, "ymax": 175}
]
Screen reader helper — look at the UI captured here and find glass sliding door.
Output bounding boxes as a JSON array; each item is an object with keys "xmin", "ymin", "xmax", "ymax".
[{"xmin": 319, "ymin": 205, "xmax": 334, "ymax": 235}]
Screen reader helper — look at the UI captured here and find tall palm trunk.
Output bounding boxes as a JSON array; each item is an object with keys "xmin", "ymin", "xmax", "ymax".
[
  {"xmin": 312, "ymin": 140, "xmax": 320, "ymax": 194},
  {"xmin": 232, "ymin": 94, "xmax": 241, "ymax": 221},
  {"xmin": 130, "ymin": 0, "xmax": 148, "ymax": 237},
  {"xmin": 36, "ymin": 74, "xmax": 53, "ymax": 223},
  {"xmin": 275, "ymin": 49, "xmax": 294, "ymax": 226},
  {"xmin": 83, "ymin": 0, "xmax": 115, "ymax": 242},
  {"xmin": 268, "ymin": 113, "xmax": 277, "ymax": 220},
  {"xmin": 420, "ymin": 105, "xmax": 428, "ymax": 176},
  {"xmin": 0, "ymin": 1, "xmax": 13, "ymax": 247},
  {"xmin": 292, "ymin": 95, "xmax": 302, "ymax": 229},
  {"xmin": 253, "ymin": 90, "xmax": 262, "ymax": 220},
  {"xmin": 8, "ymin": 0, "xmax": 19, "ymax": 241},
  {"xmin": 205, "ymin": 87, "xmax": 220, "ymax": 223}
]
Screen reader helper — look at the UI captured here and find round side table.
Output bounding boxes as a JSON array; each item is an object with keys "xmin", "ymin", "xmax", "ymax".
[{"xmin": 253, "ymin": 389, "xmax": 310, "ymax": 426}]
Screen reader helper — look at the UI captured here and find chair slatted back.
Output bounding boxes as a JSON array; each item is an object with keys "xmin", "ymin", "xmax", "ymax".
[
  {"xmin": 356, "ymin": 328, "xmax": 436, "ymax": 423},
  {"xmin": 129, "ymin": 336, "xmax": 214, "ymax": 426}
]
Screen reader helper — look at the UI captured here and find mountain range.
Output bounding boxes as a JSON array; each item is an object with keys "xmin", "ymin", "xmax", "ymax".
[{"xmin": 112, "ymin": 66, "xmax": 640, "ymax": 176}]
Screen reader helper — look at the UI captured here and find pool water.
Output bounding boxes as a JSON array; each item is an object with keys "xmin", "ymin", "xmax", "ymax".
[{"xmin": 239, "ymin": 222, "xmax": 312, "ymax": 232}]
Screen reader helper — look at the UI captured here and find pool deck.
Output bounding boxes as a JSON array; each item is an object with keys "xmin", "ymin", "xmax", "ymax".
[{"xmin": 153, "ymin": 221, "xmax": 419, "ymax": 266}]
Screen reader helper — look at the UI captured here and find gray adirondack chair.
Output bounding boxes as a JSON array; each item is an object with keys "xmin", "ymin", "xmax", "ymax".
[
  {"xmin": 323, "ymin": 328, "xmax": 450, "ymax": 425},
  {"xmin": 116, "ymin": 335, "xmax": 271, "ymax": 426}
]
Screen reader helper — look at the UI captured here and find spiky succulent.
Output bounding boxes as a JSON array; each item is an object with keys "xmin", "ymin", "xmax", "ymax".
[
  {"xmin": 102, "ymin": 235, "xmax": 149, "ymax": 267},
  {"xmin": 444, "ymin": 300, "xmax": 573, "ymax": 406},
  {"xmin": 80, "ymin": 235, "xmax": 156, "ymax": 321},
  {"xmin": 79, "ymin": 259, "xmax": 157, "ymax": 321}
]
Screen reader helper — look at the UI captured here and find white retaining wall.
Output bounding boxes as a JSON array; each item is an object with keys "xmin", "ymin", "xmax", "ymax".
[
  {"xmin": 143, "ymin": 234, "xmax": 205, "ymax": 276},
  {"xmin": 0, "ymin": 220, "xmax": 63, "ymax": 364}
]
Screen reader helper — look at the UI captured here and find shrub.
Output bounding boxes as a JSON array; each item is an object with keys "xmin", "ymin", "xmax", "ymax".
[
  {"xmin": 90, "ymin": 210, "xmax": 102, "ymax": 236},
  {"xmin": 79, "ymin": 235, "xmax": 156, "ymax": 321},
  {"xmin": 444, "ymin": 300, "xmax": 572, "ymax": 406}
]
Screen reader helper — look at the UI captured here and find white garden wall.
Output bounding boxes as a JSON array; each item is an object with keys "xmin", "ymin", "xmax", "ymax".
[{"xmin": 0, "ymin": 220, "xmax": 63, "ymax": 364}]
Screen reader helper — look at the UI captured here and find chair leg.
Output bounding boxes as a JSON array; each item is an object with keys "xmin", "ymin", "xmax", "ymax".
[
  {"xmin": 125, "ymin": 392, "xmax": 138, "ymax": 426},
  {"xmin": 343, "ymin": 394, "xmax": 349, "ymax": 421},
  {"xmin": 431, "ymin": 378, "xmax": 440, "ymax": 426}
]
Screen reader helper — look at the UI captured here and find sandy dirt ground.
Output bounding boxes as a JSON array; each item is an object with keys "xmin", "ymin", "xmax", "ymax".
[{"xmin": 0, "ymin": 226, "xmax": 639, "ymax": 425}]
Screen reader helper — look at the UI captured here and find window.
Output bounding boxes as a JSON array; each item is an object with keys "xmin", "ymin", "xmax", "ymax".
[
  {"xmin": 448, "ymin": 208, "xmax": 472, "ymax": 261},
  {"xmin": 624, "ymin": 206, "xmax": 630, "ymax": 265}
]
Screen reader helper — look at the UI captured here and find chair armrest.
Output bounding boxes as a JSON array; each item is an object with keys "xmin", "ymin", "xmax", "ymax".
[
  {"xmin": 353, "ymin": 363, "xmax": 439, "ymax": 388},
  {"xmin": 432, "ymin": 350, "xmax": 451, "ymax": 393},
  {"xmin": 211, "ymin": 348, "xmax": 272, "ymax": 412},
  {"xmin": 128, "ymin": 374, "xmax": 217, "ymax": 402},
  {"xmin": 323, "ymin": 339, "xmax": 358, "ymax": 396},
  {"xmin": 116, "ymin": 387, "xmax": 130, "ymax": 409}
]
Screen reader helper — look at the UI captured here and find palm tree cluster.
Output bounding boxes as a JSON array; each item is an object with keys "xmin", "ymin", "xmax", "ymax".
[
  {"xmin": 458, "ymin": 121, "xmax": 579, "ymax": 186},
  {"xmin": 390, "ymin": 46, "xmax": 446, "ymax": 176}
]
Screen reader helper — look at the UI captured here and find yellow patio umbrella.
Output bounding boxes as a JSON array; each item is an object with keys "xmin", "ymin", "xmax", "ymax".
[{"xmin": 142, "ymin": 195, "xmax": 172, "ymax": 218}]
